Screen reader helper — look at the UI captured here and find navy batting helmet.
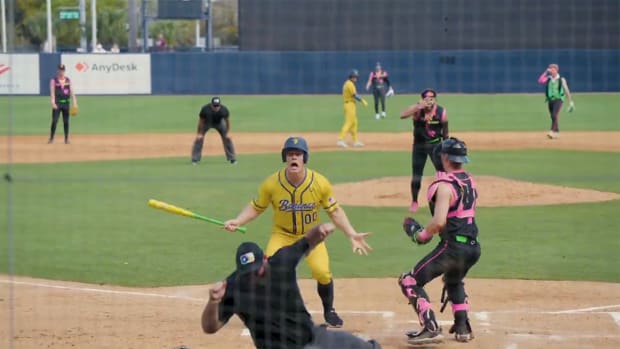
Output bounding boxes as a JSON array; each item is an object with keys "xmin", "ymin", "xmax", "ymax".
[
  {"xmin": 439, "ymin": 137, "xmax": 469, "ymax": 163},
  {"xmin": 281, "ymin": 136, "xmax": 309, "ymax": 163},
  {"xmin": 349, "ymin": 69, "xmax": 359, "ymax": 78}
]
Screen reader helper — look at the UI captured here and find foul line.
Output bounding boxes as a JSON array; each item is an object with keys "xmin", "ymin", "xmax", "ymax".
[
  {"xmin": 0, "ymin": 279, "xmax": 205, "ymax": 302},
  {"xmin": 548, "ymin": 304, "xmax": 620, "ymax": 314}
]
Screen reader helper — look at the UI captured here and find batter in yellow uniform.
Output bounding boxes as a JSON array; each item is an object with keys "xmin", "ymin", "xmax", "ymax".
[
  {"xmin": 338, "ymin": 69, "xmax": 368, "ymax": 148},
  {"xmin": 224, "ymin": 136, "xmax": 373, "ymax": 328}
]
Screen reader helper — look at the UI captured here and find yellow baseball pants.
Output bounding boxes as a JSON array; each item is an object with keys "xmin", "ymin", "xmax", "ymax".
[{"xmin": 339, "ymin": 102, "xmax": 359, "ymax": 142}]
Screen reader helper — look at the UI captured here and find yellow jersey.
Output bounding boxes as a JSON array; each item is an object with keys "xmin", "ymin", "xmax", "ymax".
[
  {"xmin": 251, "ymin": 168, "xmax": 339, "ymax": 235},
  {"xmin": 342, "ymin": 79, "xmax": 357, "ymax": 103}
]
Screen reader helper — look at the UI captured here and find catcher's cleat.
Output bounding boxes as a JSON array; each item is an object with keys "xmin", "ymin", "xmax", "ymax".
[
  {"xmin": 449, "ymin": 320, "xmax": 474, "ymax": 342},
  {"xmin": 323, "ymin": 308, "xmax": 344, "ymax": 328},
  {"xmin": 406, "ymin": 327, "xmax": 444, "ymax": 345}
]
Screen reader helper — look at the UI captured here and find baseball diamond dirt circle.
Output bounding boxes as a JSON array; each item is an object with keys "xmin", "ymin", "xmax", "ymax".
[{"xmin": 1, "ymin": 131, "xmax": 619, "ymax": 349}]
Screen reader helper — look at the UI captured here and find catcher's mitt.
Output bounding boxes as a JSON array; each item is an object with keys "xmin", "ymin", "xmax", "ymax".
[{"xmin": 70, "ymin": 105, "xmax": 79, "ymax": 117}]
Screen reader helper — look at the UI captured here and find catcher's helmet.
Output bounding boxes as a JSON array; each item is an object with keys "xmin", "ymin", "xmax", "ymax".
[
  {"xmin": 439, "ymin": 137, "xmax": 469, "ymax": 163},
  {"xmin": 281, "ymin": 136, "xmax": 309, "ymax": 163},
  {"xmin": 349, "ymin": 69, "xmax": 359, "ymax": 78}
]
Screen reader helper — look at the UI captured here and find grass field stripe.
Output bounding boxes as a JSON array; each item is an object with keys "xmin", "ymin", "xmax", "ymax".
[
  {"xmin": 548, "ymin": 304, "xmax": 620, "ymax": 314},
  {"xmin": 0, "ymin": 279, "xmax": 205, "ymax": 302}
]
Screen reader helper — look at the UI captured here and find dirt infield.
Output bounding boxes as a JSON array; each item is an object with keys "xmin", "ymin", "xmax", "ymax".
[
  {"xmin": 1, "ymin": 131, "xmax": 619, "ymax": 348},
  {"xmin": 1, "ymin": 276, "xmax": 619, "ymax": 349},
  {"xmin": 1, "ymin": 131, "xmax": 620, "ymax": 164}
]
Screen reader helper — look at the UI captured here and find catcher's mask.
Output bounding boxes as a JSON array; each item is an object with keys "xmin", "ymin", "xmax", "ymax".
[
  {"xmin": 440, "ymin": 137, "xmax": 469, "ymax": 164},
  {"xmin": 281, "ymin": 136, "xmax": 309, "ymax": 163}
]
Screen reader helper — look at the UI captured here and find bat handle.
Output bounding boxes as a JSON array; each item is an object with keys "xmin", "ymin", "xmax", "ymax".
[{"xmin": 236, "ymin": 226, "xmax": 247, "ymax": 234}]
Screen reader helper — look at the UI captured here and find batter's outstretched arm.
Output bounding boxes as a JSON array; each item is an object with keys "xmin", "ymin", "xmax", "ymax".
[
  {"xmin": 223, "ymin": 204, "xmax": 261, "ymax": 232},
  {"xmin": 562, "ymin": 78, "xmax": 573, "ymax": 103},
  {"xmin": 328, "ymin": 207, "xmax": 372, "ymax": 255}
]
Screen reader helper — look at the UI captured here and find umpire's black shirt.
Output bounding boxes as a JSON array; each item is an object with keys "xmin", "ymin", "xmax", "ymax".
[
  {"xmin": 199, "ymin": 103, "xmax": 230, "ymax": 124},
  {"xmin": 219, "ymin": 238, "xmax": 314, "ymax": 349}
]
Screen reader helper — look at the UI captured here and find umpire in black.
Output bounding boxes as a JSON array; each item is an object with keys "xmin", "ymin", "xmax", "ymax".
[
  {"xmin": 191, "ymin": 96, "xmax": 237, "ymax": 165},
  {"xmin": 202, "ymin": 223, "xmax": 382, "ymax": 349}
]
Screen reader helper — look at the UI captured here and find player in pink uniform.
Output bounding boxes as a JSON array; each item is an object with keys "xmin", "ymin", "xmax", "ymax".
[{"xmin": 397, "ymin": 137, "xmax": 481, "ymax": 345}]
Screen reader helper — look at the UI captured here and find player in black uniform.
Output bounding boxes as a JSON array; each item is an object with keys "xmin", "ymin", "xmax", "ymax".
[
  {"xmin": 398, "ymin": 137, "xmax": 480, "ymax": 345},
  {"xmin": 48, "ymin": 64, "xmax": 78, "ymax": 144},
  {"xmin": 365, "ymin": 62, "xmax": 391, "ymax": 120},
  {"xmin": 202, "ymin": 223, "xmax": 382, "ymax": 349},
  {"xmin": 191, "ymin": 96, "xmax": 237, "ymax": 165},
  {"xmin": 400, "ymin": 89, "xmax": 449, "ymax": 212}
]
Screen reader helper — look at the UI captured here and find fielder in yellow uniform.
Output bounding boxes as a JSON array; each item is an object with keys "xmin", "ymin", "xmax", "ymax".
[
  {"xmin": 338, "ymin": 69, "xmax": 368, "ymax": 148},
  {"xmin": 224, "ymin": 136, "xmax": 373, "ymax": 328}
]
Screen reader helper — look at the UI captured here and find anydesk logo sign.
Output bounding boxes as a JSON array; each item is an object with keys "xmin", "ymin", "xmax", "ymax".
[
  {"xmin": 74, "ymin": 62, "xmax": 138, "ymax": 73},
  {"xmin": 0, "ymin": 64, "xmax": 11, "ymax": 75}
]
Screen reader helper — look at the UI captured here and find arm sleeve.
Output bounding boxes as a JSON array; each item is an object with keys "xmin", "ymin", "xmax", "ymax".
[
  {"xmin": 222, "ymin": 107, "xmax": 230, "ymax": 118},
  {"xmin": 270, "ymin": 238, "xmax": 310, "ymax": 267},
  {"xmin": 250, "ymin": 178, "xmax": 271, "ymax": 212},
  {"xmin": 537, "ymin": 72, "xmax": 549, "ymax": 84},
  {"xmin": 199, "ymin": 106, "xmax": 207, "ymax": 118},
  {"xmin": 384, "ymin": 76, "xmax": 391, "ymax": 88},
  {"xmin": 319, "ymin": 177, "xmax": 339, "ymax": 213},
  {"xmin": 217, "ymin": 280, "xmax": 236, "ymax": 324}
]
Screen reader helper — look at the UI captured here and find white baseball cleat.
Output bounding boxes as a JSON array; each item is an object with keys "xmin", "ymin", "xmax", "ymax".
[
  {"xmin": 381, "ymin": 111, "xmax": 386, "ymax": 118},
  {"xmin": 353, "ymin": 141, "xmax": 365, "ymax": 147},
  {"xmin": 375, "ymin": 113, "xmax": 380, "ymax": 120},
  {"xmin": 337, "ymin": 140, "xmax": 348, "ymax": 148}
]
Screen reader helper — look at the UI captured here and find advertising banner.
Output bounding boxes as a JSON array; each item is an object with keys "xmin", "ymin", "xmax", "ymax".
[
  {"xmin": 0, "ymin": 54, "xmax": 40, "ymax": 94},
  {"xmin": 61, "ymin": 54, "xmax": 151, "ymax": 94}
]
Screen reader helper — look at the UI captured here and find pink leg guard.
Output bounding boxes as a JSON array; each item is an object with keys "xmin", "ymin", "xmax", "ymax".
[
  {"xmin": 452, "ymin": 303, "xmax": 470, "ymax": 313},
  {"xmin": 399, "ymin": 274, "xmax": 417, "ymax": 298}
]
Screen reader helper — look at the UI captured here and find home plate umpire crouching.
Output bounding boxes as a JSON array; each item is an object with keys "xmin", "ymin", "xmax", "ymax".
[{"xmin": 201, "ymin": 223, "xmax": 382, "ymax": 349}]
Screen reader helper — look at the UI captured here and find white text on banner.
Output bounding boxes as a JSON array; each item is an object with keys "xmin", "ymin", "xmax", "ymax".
[
  {"xmin": 61, "ymin": 54, "xmax": 151, "ymax": 94},
  {"xmin": 0, "ymin": 54, "xmax": 40, "ymax": 95}
]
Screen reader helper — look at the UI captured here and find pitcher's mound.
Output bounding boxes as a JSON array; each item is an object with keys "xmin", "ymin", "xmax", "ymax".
[{"xmin": 333, "ymin": 176, "xmax": 620, "ymax": 208}]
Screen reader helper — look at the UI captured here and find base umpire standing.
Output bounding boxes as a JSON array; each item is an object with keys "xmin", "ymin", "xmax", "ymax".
[
  {"xmin": 400, "ymin": 89, "xmax": 449, "ymax": 212},
  {"xmin": 202, "ymin": 223, "xmax": 382, "ymax": 349},
  {"xmin": 48, "ymin": 64, "xmax": 78, "ymax": 144},
  {"xmin": 191, "ymin": 97, "xmax": 237, "ymax": 165}
]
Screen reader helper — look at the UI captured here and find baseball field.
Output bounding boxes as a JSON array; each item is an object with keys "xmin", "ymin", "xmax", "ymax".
[{"xmin": 1, "ymin": 93, "xmax": 620, "ymax": 349}]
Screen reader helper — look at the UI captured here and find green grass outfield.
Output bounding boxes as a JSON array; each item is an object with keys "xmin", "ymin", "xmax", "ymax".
[
  {"xmin": 1, "ymin": 94, "xmax": 620, "ymax": 286},
  {"xmin": 1, "ymin": 93, "xmax": 620, "ymax": 135}
]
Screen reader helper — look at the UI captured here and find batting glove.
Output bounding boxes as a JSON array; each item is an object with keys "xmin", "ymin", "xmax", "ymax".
[{"xmin": 568, "ymin": 101, "xmax": 575, "ymax": 113}]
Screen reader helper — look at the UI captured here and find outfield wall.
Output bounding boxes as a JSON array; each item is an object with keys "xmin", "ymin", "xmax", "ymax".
[{"xmin": 1, "ymin": 50, "xmax": 619, "ymax": 95}]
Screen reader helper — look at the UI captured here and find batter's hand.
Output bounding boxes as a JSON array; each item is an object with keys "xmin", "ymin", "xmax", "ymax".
[
  {"xmin": 209, "ymin": 281, "xmax": 227, "ymax": 304},
  {"xmin": 349, "ymin": 232, "xmax": 372, "ymax": 255},
  {"xmin": 223, "ymin": 219, "xmax": 241, "ymax": 232}
]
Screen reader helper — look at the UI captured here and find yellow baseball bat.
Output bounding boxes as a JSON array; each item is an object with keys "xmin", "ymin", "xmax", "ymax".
[{"xmin": 147, "ymin": 199, "xmax": 246, "ymax": 233}]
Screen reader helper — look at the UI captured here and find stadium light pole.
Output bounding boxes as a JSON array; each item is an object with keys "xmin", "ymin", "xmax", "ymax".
[
  {"xmin": 91, "ymin": 0, "xmax": 97, "ymax": 51},
  {"xmin": 1, "ymin": 0, "xmax": 6, "ymax": 53},
  {"xmin": 46, "ymin": 0, "xmax": 53, "ymax": 52}
]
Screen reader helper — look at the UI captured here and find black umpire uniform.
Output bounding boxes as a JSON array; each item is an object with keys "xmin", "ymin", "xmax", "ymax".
[
  {"xmin": 191, "ymin": 97, "xmax": 237, "ymax": 164},
  {"xmin": 214, "ymin": 235, "xmax": 382, "ymax": 349}
]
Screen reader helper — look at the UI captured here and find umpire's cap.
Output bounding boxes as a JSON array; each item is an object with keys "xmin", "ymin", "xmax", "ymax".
[
  {"xmin": 349, "ymin": 69, "xmax": 359, "ymax": 78},
  {"xmin": 439, "ymin": 137, "xmax": 469, "ymax": 163},
  {"xmin": 281, "ymin": 136, "xmax": 309, "ymax": 163},
  {"xmin": 421, "ymin": 88, "xmax": 437, "ymax": 98},
  {"xmin": 211, "ymin": 96, "xmax": 221, "ymax": 107},
  {"xmin": 236, "ymin": 242, "xmax": 264, "ymax": 275}
]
